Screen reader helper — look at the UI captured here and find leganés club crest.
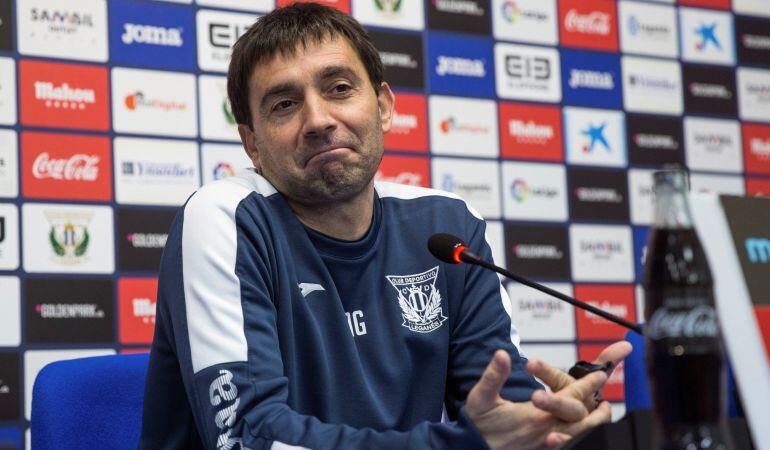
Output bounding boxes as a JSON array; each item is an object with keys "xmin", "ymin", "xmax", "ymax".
[{"xmin": 386, "ymin": 266, "xmax": 447, "ymax": 333}]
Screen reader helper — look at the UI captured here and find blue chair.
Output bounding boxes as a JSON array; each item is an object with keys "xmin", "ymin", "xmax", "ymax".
[
  {"xmin": 623, "ymin": 330, "xmax": 740, "ymax": 417},
  {"xmin": 31, "ymin": 353, "xmax": 150, "ymax": 450}
]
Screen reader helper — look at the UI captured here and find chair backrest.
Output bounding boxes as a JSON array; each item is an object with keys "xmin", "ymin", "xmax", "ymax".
[{"xmin": 31, "ymin": 353, "xmax": 150, "ymax": 450}]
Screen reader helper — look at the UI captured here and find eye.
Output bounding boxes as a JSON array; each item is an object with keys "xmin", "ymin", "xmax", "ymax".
[
  {"xmin": 272, "ymin": 99, "xmax": 295, "ymax": 112},
  {"xmin": 331, "ymin": 83, "xmax": 352, "ymax": 95}
]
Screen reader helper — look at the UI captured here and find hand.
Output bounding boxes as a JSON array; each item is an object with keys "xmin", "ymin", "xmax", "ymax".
[
  {"xmin": 526, "ymin": 341, "xmax": 633, "ymax": 413},
  {"xmin": 466, "ymin": 350, "xmax": 612, "ymax": 450}
]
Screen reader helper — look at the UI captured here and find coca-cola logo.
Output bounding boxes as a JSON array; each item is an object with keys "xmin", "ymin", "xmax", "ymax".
[
  {"xmin": 32, "ymin": 152, "xmax": 99, "ymax": 181},
  {"xmin": 564, "ymin": 9, "xmax": 610, "ymax": 36},
  {"xmin": 646, "ymin": 305, "xmax": 719, "ymax": 339}
]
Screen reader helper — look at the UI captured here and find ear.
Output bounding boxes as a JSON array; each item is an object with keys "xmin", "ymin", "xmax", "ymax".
[
  {"xmin": 377, "ymin": 82, "xmax": 395, "ymax": 134},
  {"xmin": 237, "ymin": 124, "xmax": 261, "ymax": 171}
]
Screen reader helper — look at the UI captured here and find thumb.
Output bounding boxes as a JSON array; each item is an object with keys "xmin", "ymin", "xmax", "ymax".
[{"xmin": 466, "ymin": 350, "xmax": 510, "ymax": 417}]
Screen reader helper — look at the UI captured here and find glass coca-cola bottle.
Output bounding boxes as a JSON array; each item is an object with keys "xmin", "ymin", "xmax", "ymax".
[{"xmin": 642, "ymin": 170, "xmax": 734, "ymax": 450}]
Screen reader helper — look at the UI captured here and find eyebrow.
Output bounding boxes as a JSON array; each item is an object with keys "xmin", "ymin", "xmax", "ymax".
[{"xmin": 258, "ymin": 64, "xmax": 363, "ymax": 112}]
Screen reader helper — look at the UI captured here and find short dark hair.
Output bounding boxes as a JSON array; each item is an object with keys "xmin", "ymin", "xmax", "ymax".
[{"xmin": 227, "ymin": 2, "xmax": 384, "ymax": 129}]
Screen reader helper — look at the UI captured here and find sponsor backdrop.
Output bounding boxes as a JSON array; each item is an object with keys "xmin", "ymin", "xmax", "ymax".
[{"xmin": 0, "ymin": 0, "xmax": 769, "ymax": 446}]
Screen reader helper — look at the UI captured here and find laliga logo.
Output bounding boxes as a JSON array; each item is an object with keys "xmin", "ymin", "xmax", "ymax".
[
  {"xmin": 564, "ymin": 9, "xmax": 610, "ymax": 36},
  {"xmin": 510, "ymin": 179, "xmax": 529, "ymax": 202},
  {"xmin": 501, "ymin": 0, "xmax": 521, "ymax": 23},
  {"xmin": 213, "ymin": 162, "xmax": 235, "ymax": 180}
]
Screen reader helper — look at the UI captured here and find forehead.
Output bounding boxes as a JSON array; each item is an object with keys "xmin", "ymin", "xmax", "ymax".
[{"xmin": 249, "ymin": 35, "xmax": 368, "ymax": 94}]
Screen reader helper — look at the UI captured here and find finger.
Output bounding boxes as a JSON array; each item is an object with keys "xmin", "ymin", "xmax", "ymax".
[
  {"xmin": 562, "ymin": 370, "xmax": 607, "ymax": 402},
  {"xmin": 466, "ymin": 350, "xmax": 511, "ymax": 417},
  {"xmin": 558, "ymin": 401, "xmax": 612, "ymax": 437},
  {"xmin": 531, "ymin": 389, "xmax": 589, "ymax": 422},
  {"xmin": 544, "ymin": 432, "xmax": 571, "ymax": 449},
  {"xmin": 594, "ymin": 341, "xmax": 633, "ymax": 368},
  {"xmin": 527, "ymin": 358, "xmax": 574, "ymax": 392}
]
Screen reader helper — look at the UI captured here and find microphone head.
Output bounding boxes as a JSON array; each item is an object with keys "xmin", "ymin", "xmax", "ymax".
[{"xmin": 428, "ymin": 233, "xmax": 467, "ymax": 264}]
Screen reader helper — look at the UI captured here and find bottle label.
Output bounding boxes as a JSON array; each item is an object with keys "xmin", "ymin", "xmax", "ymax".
[{"xmin": 646, "ymin": 304, "xmax": 718, "ymax": 339}]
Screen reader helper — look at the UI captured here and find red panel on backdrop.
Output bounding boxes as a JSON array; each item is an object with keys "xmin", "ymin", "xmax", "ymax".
[
  {"xmin": 21, "ymin": 131, "xmax": 112, "ymax": 201},
  {"xmin": 384, "ymin": 93, "xmax": 428, "ymax": 153},
  {"xmin": 743, "ymin": 124, "xmax": 770, "ymax": 175},
  {"xmin": 277, "ymin": 0, "xmax": 350, "ymax": 13},
  {"xmin": 756, "ymin": 307, "xmax": 770, "ymax": 363},
  {"xmin": 575, "ymin": 284, "xmax": 636, "ymax": 341},
  {"xmin": 119, "ymin": 278, "xmax": 158, "ymax": 345},
  {"xmin": 678, "ymin": 0, "xmax": 730, "ymax": 10},
  {"xmin": 558, "ymin": 0, "xmax": 618, "ymax": 52},
  {"xmin": 375, "ymin": 154, "xmax": 430, "ymax": 187},
  {"xmin": 578, "ymin": 344, "xmax": 625, "ymax": 401},
  {"xmin": 19, "ymin": 59, "xmax": 110, "ymax": 131},
  {"xmin": 499, "ymin": 102, "xmax": 563, "ymax": 162},
  {"xmin": 746, "ymin": 178, "xmax": 770, "ymax": 197}
]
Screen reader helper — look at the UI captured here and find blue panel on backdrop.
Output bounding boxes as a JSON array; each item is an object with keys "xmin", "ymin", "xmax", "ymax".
[
  {"xmin": 427, "ymin": 33, "xmax": 494, "ymax": 98},
  {"xmin": 561, "ymin": 49, "xmax": 622, "ymax": 109},
  {"xmin": 109, "ymin": 0, "xmax": 196, "ymax": 71},
  {"xmin": 633, "ymin": 226, "xmax": 650, "ymax": 283},
  {"xmin": 0, "ymin": 428, "xmax": 21, "ymax": 449}
]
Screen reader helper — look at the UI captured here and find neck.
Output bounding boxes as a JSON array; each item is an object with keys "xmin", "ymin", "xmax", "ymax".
[{"xmin": 288, "ymin": 183, "xmax": 375, "ymax": 241}]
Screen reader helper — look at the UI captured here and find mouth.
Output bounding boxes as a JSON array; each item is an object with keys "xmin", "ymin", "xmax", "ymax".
[{"xmin": 302, "ymin": 145, "xmax": 356, "ymax": 168}]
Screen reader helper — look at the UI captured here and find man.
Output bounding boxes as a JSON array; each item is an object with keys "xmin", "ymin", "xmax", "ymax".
[{"xmin": 140, "ymin": 3, "xmax": 631, "ymax": 449}]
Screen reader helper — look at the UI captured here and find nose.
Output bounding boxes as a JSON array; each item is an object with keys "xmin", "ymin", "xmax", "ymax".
[{"xmin": 301, "ymin": 93, "xmax": 337, "ymax": 137}]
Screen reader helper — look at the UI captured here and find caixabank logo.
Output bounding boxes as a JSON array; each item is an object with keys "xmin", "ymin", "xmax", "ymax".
[
  {"xmin": 561, "ymin": 49, "xmax": 621, "ymax": 109},
  {"xmin": 428, "ymin": 33, "xmax": 494, "ymax": 98},
  {"xmin": 499, "ymin": 102, "xmax": 562, "ymax": 162},
  {"xmin": 626, "ymin": 114, "xmax": 684, "ymax": 166},
  {"xmin": 736, "ymin": 16, "xmax": 770, "ymax": 68},
  {"xmin": 563, "ymin": 107, "xmax": 626, "ymax": 168},
  {"xmin": 558, "ymin": 0, "xmax": 618, "ymax": 52},
  {"xmin": 369, "ymin": 30, "xmax": 424, "ymax": 91},
  {"xmin": 118, "ymin": 278, "xmax": 158, "ymax": 345},
  {"xmin": 17, "ymin": 0, "xmax": 108, "ymax": 62},
  {"xmin": 428, "ymin": 0, "xmax": 489, "ymax": 35},
  {"xmin": 504, "ymin": 224, "xmax": 570, "ymax": 280},
  {"xmin": 679, "ymin": 7, "xmax": 735, "ymax": 66},
  {"xmin": 21, "ymin": 132, "xmax": 112, "ymax": 202},
  {"xmin": 25, "ymin": 278, "xmax": 114, "ymax": 344},
  {"xmin": 376, "ymin": 154, "xmax": 430, "ymax": 187},
  {"xmin": 383, "ymin": 93, "xmax": 427, "ymax": 152},
  {"xmin": 19, "ymin": 60, "xmax": 110, "ymax": 131},
  {"xmin": 683, "ymin": 64, "xmax": 737, "ymax": 117},
  {"xmin": 117, "ymin": 208, "xmax": 176, "ymax": 272},
  {"xmin": 109, "ymin": 0, "xmax": 195, "ymax": 71}
]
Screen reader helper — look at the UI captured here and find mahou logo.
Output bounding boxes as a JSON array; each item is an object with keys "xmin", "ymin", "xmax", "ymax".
[
  {"xmin": 118, "ymin": 277, "xmax": 158, "ymax": 345},
  {"xmin": 499, "ymin": 102, "xmax": 562, "ymax": 161},
  {"xmin": 20, "ymin": 60, "xmax": 109, "ymax": 131},
  {"xmin": 559, "ymin": 0, "xmax": 618, "ymax": 52},
  {"xmin": 383, "ymin": 93, "xmax": 427, "ymax": 152},
  {"xmin": 22, "ymin": 132, "xmax": 112, "ymax": 201},
  {"xmin": 743, "ymin": 124, "xmax": 770, "ymax": 175},
  {"xmin": 375, "ymin": 154, "xmax": 430, "ymax": 187}
]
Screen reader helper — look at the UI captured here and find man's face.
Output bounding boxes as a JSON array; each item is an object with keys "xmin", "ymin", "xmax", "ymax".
[{"xmin": 239, "ymin": 35, "xmax": 394, "ymax": 207}]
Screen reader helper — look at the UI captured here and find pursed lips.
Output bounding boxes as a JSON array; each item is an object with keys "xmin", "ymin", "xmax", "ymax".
[{"xmin": 301, "ymin": 144, "xmax": 356, "ymax": 168}]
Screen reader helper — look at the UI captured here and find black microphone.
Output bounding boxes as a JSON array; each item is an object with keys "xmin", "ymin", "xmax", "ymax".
[{"xmin": 427, "ymin": 233, "xmax": 643, "ymax": 335}]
